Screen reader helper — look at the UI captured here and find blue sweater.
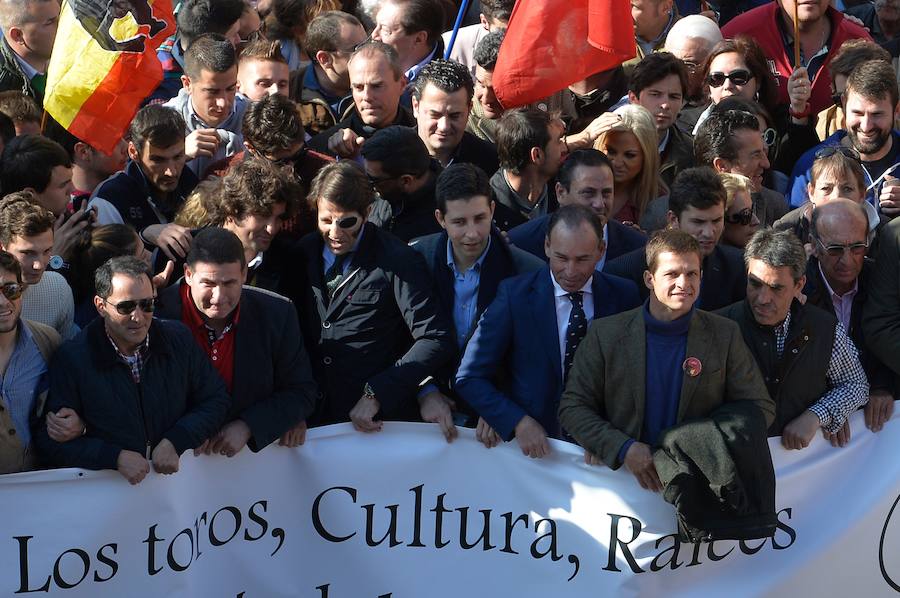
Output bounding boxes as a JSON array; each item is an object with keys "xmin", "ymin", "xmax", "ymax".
[{"xmin": 617, "ymin": 302, "xmax": 692, "ymax": 464}]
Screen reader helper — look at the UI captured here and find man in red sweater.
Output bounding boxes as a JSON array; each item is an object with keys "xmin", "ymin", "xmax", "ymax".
[{"xmin": 722, "ymin": 0, "xmax": 870, "ymax": 116}]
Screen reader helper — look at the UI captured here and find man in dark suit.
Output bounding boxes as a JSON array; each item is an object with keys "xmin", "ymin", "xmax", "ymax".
[
  {"xmin": 410, "ymin": 164, "xmax": 543, "ymax": 434},
  {"xmin": 291, "ymin": 161, "xmax": 455, "ymax": 431},
  {"xmin": 606, "ymin": 166, "xmax": 746, "ymax": 310},
  {"xmin": 806, "ymin": 199, "xmax": 894, "ymax": 434},
  {"xmin": 156, "ymin": 227, "xmax": 318, "ymax": 455},
  {"xmin": 508, "ymin": 149, "xmax": 646, "ymax": 270},
  {"xmin": 455, "ymin": 205, "xmax": 641, "ymax": 458},
  {"xmin": 560, "ymin": 230, "xmax": 774, "ymax": 490}
]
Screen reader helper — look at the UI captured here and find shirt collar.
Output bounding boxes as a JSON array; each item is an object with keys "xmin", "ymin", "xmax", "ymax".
[
  {"xmin": 106, "ymin": 328, "xmax": 150, "ymax": 360},
  {"xmin": 405, "ymin": 44, "xmax": 438, "ymax": 81},
  {"xmin": 12, "ymin": 52, "xmax": 39, "ymax": 79},
  {"xmin": 248, "ymin": 252, "xmax": 264, "ymax": 270},
  {"xmin": 446, "ymin": 236, "xmax": 491, "ymax": 273},
  {"xmin": 775, "ymin": 309, "xmax": 792, "ymax": 337},
  {"xmin": 658, "ymin": 129, "xmax": 671, "ymax": 153},
  {"xmin": 551, "ymin": 271, "xmax": 593, "ymax": 298}
]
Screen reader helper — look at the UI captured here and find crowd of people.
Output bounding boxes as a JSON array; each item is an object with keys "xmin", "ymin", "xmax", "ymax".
[{"xmin": 0, "ymin": 0, "xmax": 896, "ymax": 520}]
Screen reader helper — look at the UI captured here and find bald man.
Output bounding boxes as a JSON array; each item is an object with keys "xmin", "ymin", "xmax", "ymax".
[{"xmin": 807, "ymin": 199, "xmax": 894, "ymax": 439}]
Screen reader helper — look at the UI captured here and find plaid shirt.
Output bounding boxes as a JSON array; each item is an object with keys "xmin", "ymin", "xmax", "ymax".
[
  {"xmin": 774, "ymin": 312, "xmax": 869, "ymax": 433},
  {"xmin": 107, "ymin": 332, "xmax": 150, "ymax": 384}
]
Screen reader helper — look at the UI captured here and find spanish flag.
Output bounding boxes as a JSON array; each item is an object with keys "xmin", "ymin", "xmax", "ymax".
[
  {"xmin": 44, "ymin": 0, "xmax": 176, "ymax": 154},
  {"xmin": 493, "ymin": 0, "xmax": 635, "ymax": 109}
]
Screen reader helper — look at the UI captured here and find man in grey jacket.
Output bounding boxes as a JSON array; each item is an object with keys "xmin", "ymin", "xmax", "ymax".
[{"xmin": 164, "ymin": 33, "xmax": 248, "ymax": 177}]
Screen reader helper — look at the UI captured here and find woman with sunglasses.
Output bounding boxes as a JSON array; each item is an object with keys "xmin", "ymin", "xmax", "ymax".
[
  {"xmin": 696, "ymin": 37, "xmax": 820, "ymax": 176},
  {"xmin": 720, "ymin": 173, "xmax": 760, "ymax": 249},
  {"xmin": 593, "ymin": 104, "xmax": 666, "ymax": 228}
]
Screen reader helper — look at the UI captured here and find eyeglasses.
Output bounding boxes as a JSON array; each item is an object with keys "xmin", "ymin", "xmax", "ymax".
[
  {"xmin": 271, "ymin": 146, "xmax": 308, "ymax": 168},
  {"xmin": 725, "ymin": 207, "xmax": 755, "ymax": 226},
  {"xmin": 762, "ymin": 127, "xmax": 777, "ymax": 147},
  {"xmin": 332, "ymin": 38, "xmax": 369, "ymax": 55},
  {"xmin": 0, "ymin": 282, "xmax": 23, "ymax": 301},
  {"xmin": 814, "ymin": 237, "xmax": 868, "ymax": 257},
  {"xmin": 707, "ymin": 69, "xmax": 753, "ymax": 88},
  {"xmin": 682, "ymin": 60, "xmax": 699, "ymax": 74},
  {"xmin": 103, "ymin": 297, "xmax": 156, "ymax": 315},
  {"xmin": 815, "ymin": 146, "xmax": 861, "ymax": 161},
  {"xmin": 366, "ymin": 172, "xmax": 401, "ymax": 186}
]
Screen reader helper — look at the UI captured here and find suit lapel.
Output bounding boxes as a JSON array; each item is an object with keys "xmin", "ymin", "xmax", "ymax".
[
  {"xmin": 678, "ymin": 313, "xmax": 711, "ymax": 421},
  {"xmin": 324, "ymin": 223, "xmax": 376, "ymax": 317},
  {"xmin": 533, "ymin": 271, "xmax": 563, "ymax": 384},
  {"xmin": 622, "ymin": 311, "xmax": 647, "ymax": 429}
]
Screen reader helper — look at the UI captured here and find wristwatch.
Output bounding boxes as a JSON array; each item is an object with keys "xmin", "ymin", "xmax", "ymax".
[{"xmin": 363, "ymin": 383, "xmax": 376, "ymax": 401}]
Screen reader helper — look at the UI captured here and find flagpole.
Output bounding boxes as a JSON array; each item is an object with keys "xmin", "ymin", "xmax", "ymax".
[
  {"xmin": 444, "ymin": 0, "xmax": 472, "ymax": 60},
  {"xmin": 793, "ymin": 1, "xmax": 801, "ymax": 69}
]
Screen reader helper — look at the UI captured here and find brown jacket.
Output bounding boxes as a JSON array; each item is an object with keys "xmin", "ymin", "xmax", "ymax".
[
  {"xmin": 559, "ymin": 307, "xmax": 774, "ymax": 468},
  {"xmin": 0, "ymin": 320, "xmax": 60, "ymax": 474}
]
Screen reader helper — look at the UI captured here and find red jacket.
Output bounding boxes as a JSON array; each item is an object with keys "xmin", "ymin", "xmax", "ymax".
[{"xmin": 722, "ymin": 4, "xmax": 870, "ymax": 115}]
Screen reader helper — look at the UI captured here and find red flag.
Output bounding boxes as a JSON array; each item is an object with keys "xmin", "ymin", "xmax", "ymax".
[{"xmin": 494, "ymin": 0, "xmax": 635, "ymax": 109}]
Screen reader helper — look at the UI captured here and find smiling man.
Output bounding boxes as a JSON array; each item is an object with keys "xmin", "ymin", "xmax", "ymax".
[
  {"xmin": 165, "ymin": 33, "xmax": 249, "ymax": 177},
  {"xmin": 290, "ymin": 161, "xmax": 454, "ymax": 432},
  {"xmin": 627, "ymin": 52, "xmax": 693, "ymax": 188},
  {"xmin": 607, "ymin": 167, "xmax": 746, "ymax": 310},
  {"xmin": 720, "ymin": 228, "xmax": 868, "ymax": 450},
  {"xmin": 456, "ymin": 205, "xmax": 640, "ymax": 458},
  {"xmin": 155, "ymin": 227, "xmax": 318, "ymax": 458},
  {"xmin": 561, "ymin": 229, "xmax": 774, "ymax": 491},
  {"xmin": 411, "ymin": 59, "xmax": 498, "ymax": 176}
]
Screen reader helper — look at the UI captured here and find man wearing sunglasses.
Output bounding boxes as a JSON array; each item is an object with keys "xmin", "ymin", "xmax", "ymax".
[
  {"xmin": 804, "ymin": 200, "xmax": 894, "ymax": 441},
  {"xmin": 0, "ymin": 251, "xmax": 61, "ymax": 474},
  {"xmin": 290, "ymin": 11, "xmax": 368, "ymax": 136},
  {"xmin": 35, "ymin": 256, "xmax": 231, "ymax": 485},
  {"xmin": 720, "ymin": 229, "xmax": 868, "ymax": 451},
  {"xmin": 289, "ymin": 161, "xmax": 454, "ymax": 433}
]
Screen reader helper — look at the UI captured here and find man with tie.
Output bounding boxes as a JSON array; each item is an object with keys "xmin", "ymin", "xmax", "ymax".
[
  {"xmin": 290, "ymin": 161, "xmax": 455, "ymax": 431},
  {"xmin": 455, "ymin": 205, "xmax": 641, "ymax": 458},
  {"xmin": 559, "ymin": 230, "xmax": 774, "ymax": 490}
]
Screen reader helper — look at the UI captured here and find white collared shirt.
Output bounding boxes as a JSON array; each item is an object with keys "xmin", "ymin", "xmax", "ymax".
[
  {"xmin": 551, "ymin": 272, "xmax": 594, "ymax": 371},
  {"xmin": 596, "ymin": 223, "xmax": 609, "ymax": 272}
]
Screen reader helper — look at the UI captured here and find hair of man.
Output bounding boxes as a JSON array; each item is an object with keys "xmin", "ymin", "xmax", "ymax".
[{"xmin": 743, "ymin": 228, "xmax": 807, "ymax": 282}]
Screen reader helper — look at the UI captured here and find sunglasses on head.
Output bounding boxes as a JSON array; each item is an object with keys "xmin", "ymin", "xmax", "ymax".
[
  {"xmin": 815, "ymin": 145, "xmax": 860, "ymax": 161},
  {"xmin": 707, "ymin": 69, "xmax": 753, "ymax": 88},
  {"xmin": 103, "ymin": 297, "xmax": 156, "ymax": 315},
  {"xmin": 814, "ymin": 237, "xmax": 868, "ymax": 257},
  {"xmin": 0, "ymin": 282, "xmax": 23, "ymax": 301}
]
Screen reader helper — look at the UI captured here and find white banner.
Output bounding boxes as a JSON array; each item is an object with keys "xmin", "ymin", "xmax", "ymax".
[{"xmin": 3, "ymin": 413, "xmax": 900, "ymax": 597}]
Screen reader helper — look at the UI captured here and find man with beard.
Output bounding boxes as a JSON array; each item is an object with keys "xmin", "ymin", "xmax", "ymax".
[
  {"xmin": 90, "ymin": 105, "xmax": 199, "ymax": 262},
  {"xmin": 607, "ymin": 167, "xmax": 746, "ymax": 310},
  {"xmin": 508, "ymin": 150, "xmax": 646, "ymax": 270},
  {"xmin": 788, "ymin": 60, "xmax": 900, "ymax": 218}
]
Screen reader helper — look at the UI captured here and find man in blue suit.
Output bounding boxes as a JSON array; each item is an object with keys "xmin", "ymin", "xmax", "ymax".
[
  {"xmin": 455, "ymin": 204, "xmax": 641, "ymax": 458},
  {"xmin": 508, "ymin": 149, "xmax": 646, "ymax": 271}
]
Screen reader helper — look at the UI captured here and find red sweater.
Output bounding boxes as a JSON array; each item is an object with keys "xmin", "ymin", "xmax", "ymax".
[{"xmin": 722, "ymin": 4, "xmax": 870, "ymax": 115}]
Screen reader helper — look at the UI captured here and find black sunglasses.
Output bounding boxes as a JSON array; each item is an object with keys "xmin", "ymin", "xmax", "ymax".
[
  {"xmin": 814, "ymin": 237, "xmax": 868, "ymax": 257},
  {"xmin": 725, "ymin": 207, "xmax": 755, "ymax": 226},
  {"xmin": 271, "ymin": 146, "xmax": 308, "ymax": 168},
  {"xmin": 707, "ymin": 69, "xmax": 753, "ymax": 88},
  {"xmin": 815, "ymin": 146, "xmax": 860, "ymax": 161},
  {"xmin": 103, "ymin": 297, "xmax": 156, "ymax": 315},
  {"xmin": 0, "ymin": 282, "xmax": 23, "ymax": 301}
]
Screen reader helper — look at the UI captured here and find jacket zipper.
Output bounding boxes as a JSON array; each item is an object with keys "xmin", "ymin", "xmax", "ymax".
[{"xmin": 135, "ymin": 375, "xmax": 151, "ymax": 460}]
